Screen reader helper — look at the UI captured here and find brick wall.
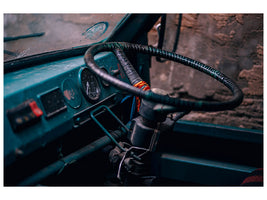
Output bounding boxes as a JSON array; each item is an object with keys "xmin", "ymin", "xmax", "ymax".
[{"xmin": 148, "ymin": 14, "xmax": 263, "ymax": 130}]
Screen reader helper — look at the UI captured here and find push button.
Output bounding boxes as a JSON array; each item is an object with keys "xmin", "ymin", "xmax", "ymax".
[{"xmin": 7, "ymin": 99, "xmax": 43, "ymax": 132}]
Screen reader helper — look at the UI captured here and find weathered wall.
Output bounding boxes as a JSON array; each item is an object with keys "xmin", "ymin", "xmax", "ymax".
[{"xmin": 148, "ymin": 14, "xmax": 263, "ymax": 130}]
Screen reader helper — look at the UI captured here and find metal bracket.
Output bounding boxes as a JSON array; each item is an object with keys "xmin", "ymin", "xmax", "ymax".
[{"xmin": 90, "ymin": 105, "xmax": 129, "ymax": 152}]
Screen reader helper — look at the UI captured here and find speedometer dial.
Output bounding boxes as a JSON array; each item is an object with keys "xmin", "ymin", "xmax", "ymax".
[{"xmin": 79, "ymin": 68, "xmax": 101, "ymax": 102}]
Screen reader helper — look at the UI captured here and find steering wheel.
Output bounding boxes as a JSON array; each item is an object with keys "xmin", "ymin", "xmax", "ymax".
[{"xmin": 84, "ymin": 42, "xmax": 243, "ymax": 112}]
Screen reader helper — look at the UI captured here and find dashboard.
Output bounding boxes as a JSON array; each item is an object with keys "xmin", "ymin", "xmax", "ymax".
[
  {"xmin": 4, "ymin": 52, "xmax": 130, "ymax": 167},
  {"xmin": 4, "ymin": 50, "xmax": 263, "ymax": 187}
]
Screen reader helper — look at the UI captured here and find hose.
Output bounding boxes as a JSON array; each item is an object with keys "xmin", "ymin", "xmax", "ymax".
[{"xmin": 84, "ymin": 42, "xmax": 243, "ymax": 112}]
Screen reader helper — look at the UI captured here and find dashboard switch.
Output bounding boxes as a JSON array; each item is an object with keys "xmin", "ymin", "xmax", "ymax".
[
  {"xmin": 29, "ymin": 101, "xmax": 43, "ymax": 117},
  {"xmin": 7, "ymin": 99, "xmax": 43, "ymax": 132}
]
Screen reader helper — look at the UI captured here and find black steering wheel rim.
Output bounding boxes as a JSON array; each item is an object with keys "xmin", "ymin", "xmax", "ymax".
[{"xmin": 84, "ymin": 42, "xmax": 243, "ymax": 112}]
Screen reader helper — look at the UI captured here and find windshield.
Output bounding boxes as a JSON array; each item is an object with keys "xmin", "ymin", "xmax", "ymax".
[{"xmin": 4, "ymin": 14, "xmax": 125, "ymax": 62}]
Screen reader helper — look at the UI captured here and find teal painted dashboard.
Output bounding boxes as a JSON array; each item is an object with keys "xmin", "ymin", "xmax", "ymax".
[{"xmin": 4, "ymin": 52, "xmax": 129, "ymax": 166}]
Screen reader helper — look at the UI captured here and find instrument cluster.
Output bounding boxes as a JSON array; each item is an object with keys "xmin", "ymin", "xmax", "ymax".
[{"xmin": 4, "ymin": 52, "xmax": 129, "ymax": 166}]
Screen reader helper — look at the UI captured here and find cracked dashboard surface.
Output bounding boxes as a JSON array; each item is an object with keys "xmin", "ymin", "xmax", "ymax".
[{"xmin": 4, "ymin": 52, "xmax": 130, "ymax": 167}]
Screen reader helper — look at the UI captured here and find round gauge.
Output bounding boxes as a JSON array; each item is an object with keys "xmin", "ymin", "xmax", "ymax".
[
  {"xmin": 62, "ymin": 78, "xmax": 82, "ymax": 109},
  {"xmin": 79, "ymin": 68, "xmax": 101, "ymax": 102}
]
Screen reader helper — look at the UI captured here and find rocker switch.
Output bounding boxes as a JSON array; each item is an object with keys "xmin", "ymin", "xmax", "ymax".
[
  {"xmin": 29, "ymin": 101, "xmax": 43, "ymax": 117},
  {"xmin": 7, "ymin": 99, "xmax": 43, "ymax": 132}
]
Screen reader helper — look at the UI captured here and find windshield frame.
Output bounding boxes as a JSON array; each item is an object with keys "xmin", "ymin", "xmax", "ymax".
[
  {"xmin": 4, "ymin": 14, "xmax": 161, "ymax": 74},
  {"xmin": 3, "ymin": 14, "xmax": 130, "ymax": 72}
]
